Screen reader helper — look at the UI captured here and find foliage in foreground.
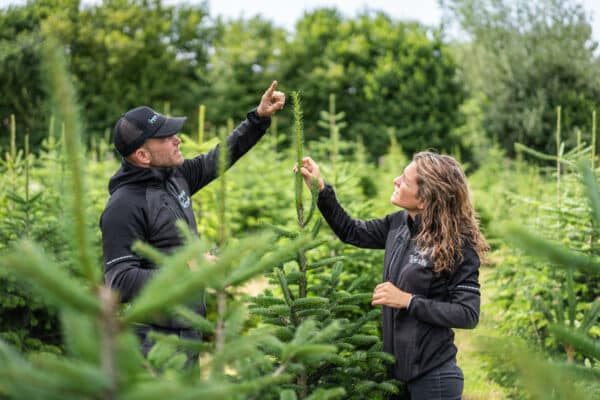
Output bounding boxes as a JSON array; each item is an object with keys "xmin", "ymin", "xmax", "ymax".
[
  {"xmin": 474, "ymin": 113, "xmax": 600, "ymax": 398},
  {"xmin": 0, "ymin": 28, "xmax": 403, "ymax": 400}
]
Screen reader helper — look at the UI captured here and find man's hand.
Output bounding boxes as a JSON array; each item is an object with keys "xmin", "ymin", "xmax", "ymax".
[
  {"xmin": 294, "ymin": 156, "xmax": 325, "ymax": 191},
  {"xmin": 257, "ymin": 80, "xmax": 285, "ymax": 117},
  {"xmin": 372, "ymin": 282, "xmax": 412, "ymax": 309},
  {"xmin": 187, "ymin": 252, "xmax": 217, "ymax": 271},
  {"xmin": 204, "ymin": 251, "xmax": 217, "ymax": 263}
]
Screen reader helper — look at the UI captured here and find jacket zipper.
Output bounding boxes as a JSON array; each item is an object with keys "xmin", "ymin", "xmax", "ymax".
[
  {"xmin": 163, "ymin": 181, "xmax": 189, "ymax": 223},
  {"xmin": 386, "ymin": 228, "xmax": 411, "ymax": 283}
]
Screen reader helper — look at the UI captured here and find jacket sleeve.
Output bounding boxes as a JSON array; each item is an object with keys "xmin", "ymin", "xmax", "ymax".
[
  {"xmin": 100, "ymin": 201, "xmax": 154, "ymax": 302},
  {"xmin": 407, "ymin": 247, "xmax": 480, "ymax": 329},
  {"xmin": 317, "ymin": 184, "xmax": 390, "ymax": 249},
  {"xmin": 179, "ymin": 109, "xmax": 271, "ymax": 195}
]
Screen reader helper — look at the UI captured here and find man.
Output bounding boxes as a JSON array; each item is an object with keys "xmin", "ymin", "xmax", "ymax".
[{"xmin": 100, "ymin": 81, "xmax": 285, "ymax": 352}]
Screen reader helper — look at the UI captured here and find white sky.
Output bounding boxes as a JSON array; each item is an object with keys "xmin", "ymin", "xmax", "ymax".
[
  {"xmin": 204, "ymin": 0, "xmax": 443, "ymax": 28},
  {"xmin": 206, "ymin": 0, "xmax": 600, "ymax": 43},
  {"xmin": 1, "ymin": 0, "xmax": 599, "ymax": 43}
]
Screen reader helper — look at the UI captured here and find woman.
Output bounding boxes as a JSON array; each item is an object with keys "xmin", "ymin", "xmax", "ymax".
[{"xmin": 298, "ymin": 152, "xmax": 489, "ymax": 400}]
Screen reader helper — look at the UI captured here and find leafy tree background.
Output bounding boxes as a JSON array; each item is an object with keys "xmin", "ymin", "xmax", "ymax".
[
  {"xmin": 278, "ymin": 9, "xmax": 467, "ymax": 160},
  {"xmin": 0, "ymin": 0, "xmax": 468, "ymax": 162},
  {"xmin": 442, "ymin": 0, "xmax": 600, "ymax": 157}
]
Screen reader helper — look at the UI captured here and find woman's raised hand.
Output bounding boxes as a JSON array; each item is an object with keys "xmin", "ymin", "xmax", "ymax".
[{"xmin": 296, "ymin": 156, "xmax": 325, "ymax": 191}]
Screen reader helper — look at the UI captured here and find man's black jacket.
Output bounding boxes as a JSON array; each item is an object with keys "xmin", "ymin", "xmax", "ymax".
[
  {"xmin": 317, "ymin": 184, "xmax": 480, "ymax": 382},
  {"xmin": 100, "ymin": 110, "xmax": 270, "ymax": 326}
]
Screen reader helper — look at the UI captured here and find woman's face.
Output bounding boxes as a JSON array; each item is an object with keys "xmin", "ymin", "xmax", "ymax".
[{"xmin": 391, "ymin": 161, "xmax": 425, "ymax": 215}]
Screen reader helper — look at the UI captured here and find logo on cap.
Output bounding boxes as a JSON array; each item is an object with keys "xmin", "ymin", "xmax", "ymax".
[{"xmin": 148, "ymin": 114, "xmax": 158, "ymax": 124}]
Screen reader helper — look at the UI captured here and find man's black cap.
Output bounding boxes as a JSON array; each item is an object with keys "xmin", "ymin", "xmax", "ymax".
[{"xmin": 113, "ymin": 106, "xmax": 187, "ymax": 157}]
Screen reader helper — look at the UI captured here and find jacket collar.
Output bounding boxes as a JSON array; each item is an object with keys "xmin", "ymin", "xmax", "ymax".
[
  {"xmin": 407, "ymin": 213, "xmax": 422, "ymax": 236},
  {"xmin": 108, "ymin": 159, "xmax": 175, "ymax": 194}
]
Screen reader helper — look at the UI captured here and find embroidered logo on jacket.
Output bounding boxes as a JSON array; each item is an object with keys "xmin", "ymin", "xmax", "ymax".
[
  {"xmin": 409, "ymin": 253, "xmax": 428, "ymax": 267},
  {"xmin": 178, "ymin": 190, "xmax": 191, "ymax": 208}
]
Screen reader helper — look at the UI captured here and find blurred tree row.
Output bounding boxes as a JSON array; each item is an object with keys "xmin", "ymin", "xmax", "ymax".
[
  {"xmin": 442, "ymin": 0, "xmax": 600, "ymax": 158},
  {"xmin": 1, "ymin": 0, "xmax": 599, "ymax": 162},
  {"xmin": 0, "ymin": 0, "xmax": 466, "ymax": 161},
  {"xmin": 0, "ymin": 0, "xmax": 213, "ymax": 144},
  {"xmin": 278, "ymin": 9, "xmax": 467, "ymax": 160}
]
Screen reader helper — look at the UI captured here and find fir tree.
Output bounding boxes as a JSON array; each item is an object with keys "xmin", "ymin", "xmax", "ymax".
[
  {"xmin": 249, "ymin": 92, "xmax": 400, "ymax": 399},
  {"xmin": 0, "ymin": 30, "xmax": 343, "ymax": 400},
  {"xmin": 491, "ymin": 109, "xmax": 600, "ymax": 399}
]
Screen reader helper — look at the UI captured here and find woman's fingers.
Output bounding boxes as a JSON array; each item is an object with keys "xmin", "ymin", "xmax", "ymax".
[
  {"xmin": 300, "ymin": 166, "xmax": 312, "ymax": 176},
  {"xmin": 372, "ymin": 282, "xmax": 394, "ymax": 305},
  {"xmin": 372, "ymin": 292, "xmax": 385, "ymax": 301},
  {"xmin": 372, "ymin": 283, "xmax": 410, "ymax": 309},
  {"xmin": 293, "ymin": 164, "xmax": 311, "ymax": 176},
  {"xmin": 302, "ymin": 156, "xmax": 318, "ymax": 170},
  {"xmin": 371, "ymin": 293, "xmax": 388, "ymax": 306},
  {"xmin": 374, "ymin": 281, "xmax": 392, "ymax": 291},
  {"xmin": 292, "ymin": 165, "xmax": 316, "ymax": 189},
  {"xmin": 297, "ymin": 157, "xmax": 323, "ymax": 191}
]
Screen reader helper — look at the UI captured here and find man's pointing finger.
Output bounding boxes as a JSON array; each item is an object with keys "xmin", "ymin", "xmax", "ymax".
[{"xmin": 265, "ymin": 80, "xmax": 278, "ymax": 96}]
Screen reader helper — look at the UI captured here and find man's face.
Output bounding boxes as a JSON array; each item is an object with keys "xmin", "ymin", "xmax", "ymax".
[
  {"xmin": 390, "ymin": 161, "xmax": 424, "ymax": 214},
  {"xmin": 143, "ymin": 135, "xmax": 184, "ymax": 168}
]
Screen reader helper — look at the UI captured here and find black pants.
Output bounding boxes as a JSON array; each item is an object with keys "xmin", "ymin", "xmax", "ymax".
[{"xmin": 391, "ymin": 358, "xmax": 464, "ymax": 400}]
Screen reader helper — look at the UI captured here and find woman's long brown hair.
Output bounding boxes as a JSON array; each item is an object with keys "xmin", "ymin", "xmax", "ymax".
[{"xmin": 413, "ymin": 152, "xmax": 489, "ymax": 273}]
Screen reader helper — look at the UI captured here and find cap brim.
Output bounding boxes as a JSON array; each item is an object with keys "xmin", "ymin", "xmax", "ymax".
[{"xmin": 153, "ymin": 116, "xmax": 187, "ymax": 138}]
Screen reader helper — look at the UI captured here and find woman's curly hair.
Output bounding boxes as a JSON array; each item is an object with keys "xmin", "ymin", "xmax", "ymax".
[{"xmin": 413, "ymin": 151, "xmax": 489, "ymax": 273}]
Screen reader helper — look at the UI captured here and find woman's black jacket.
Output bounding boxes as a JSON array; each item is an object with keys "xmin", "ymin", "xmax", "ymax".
[{"xmin": 317, "ymin": 184, "xmax": 481, "ymax": 382}]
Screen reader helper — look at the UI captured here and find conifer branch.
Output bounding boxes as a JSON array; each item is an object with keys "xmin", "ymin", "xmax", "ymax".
[
  {"xmin": 10, "ymin": 113, "xmax": 16, "ymax": 161},
  {"xmin": 580, "ymin": 160, "xmax": 600, "ymax": 233},
  {"xmin": 514, "ymin": 142, "xmax": 569, "ymax": 163},
  {"xmin": 262, "ymin": 223, "xmax": 299, "ymax": 238},
  {"xmin": 549, "ymin": 325, "xmax": 600, "ymax": 360},
  {"xmin": 1, "ymin": 240, "xmax": 101, "ymax": 314},
  {"xmin": 24, "ymin": 134, "xmax": 31, "ymax": 238},
  {"xmin": 215, "ymin": 126, "xmax": 229, "ymax": 371},
  {"xmin": 147, "ymin": 331, "xmax": 212, "ymax": 352},
  {"xmin": 42, "ymin": 31, "xmax": 99, "ymax": 286},
  {"xmin": 303, "ymin": 177, "xmax": 319, "ymax": 226},
  {"xmin": 556, "ymin": 106, "xmax": 562, "ymax": 236},
  {"xmin": 329, "ymin": 94, "xmax": 339, "ymax": 185},
  {"xmin": 198, "ymin": 104, "xmax": 205, "ymax": 144},
  {"xmin": 216, "ymin": 292, "xmax": 226, "ymax": 353},
  {"xmin": 298, "ymin": 251, "xmax": 308, "ymax": 299},
  {"xmin": 173, "ymin": 305, "xmax": 215, "ymax": 335},
  {"xmin": 98, "ymin": 286, "xmax": 118, "ymax": 400},
  {"xmin": 293, "ymin": 91, "xmax": 305, "ymax": 228},
  {"xmin": 592, "ymin": 110, "xmax": 597, "ymax": 166},
  {"xmin": 506, "ymin": 225, "xmax": 600, "ymax": 274},
  {"xmin": 306, "ymin": 256, "xmax": 346, "ymax": 271}
]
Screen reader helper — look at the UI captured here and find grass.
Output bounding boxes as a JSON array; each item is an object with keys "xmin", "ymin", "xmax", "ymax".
[{"xmin": 456, "ymin": 266, "xmax": 511, "ymax": 400}]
